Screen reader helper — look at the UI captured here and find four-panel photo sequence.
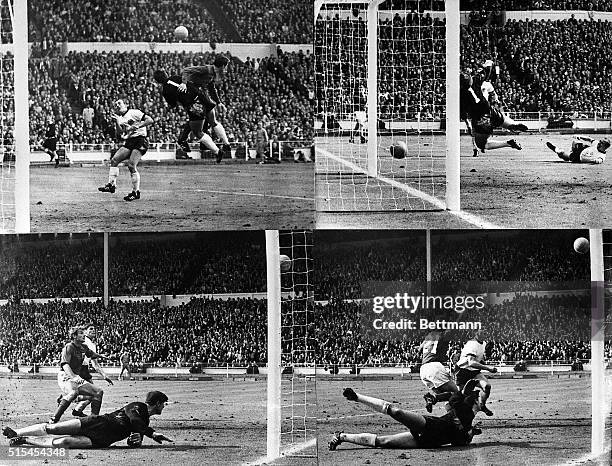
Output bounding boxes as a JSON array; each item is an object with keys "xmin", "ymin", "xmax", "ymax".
[{"xmin": 1, "ymin": 0, "xmax": 611, "ymax": 465}]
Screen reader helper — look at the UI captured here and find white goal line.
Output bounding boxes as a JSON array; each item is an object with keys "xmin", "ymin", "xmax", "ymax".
[
  {"xmin": 243, "ymin": 438, "xmax": 317, "ymax": 466},
  {"xmin": 316, "ymin": 147, "xmax": 501, "ymax": 229}
]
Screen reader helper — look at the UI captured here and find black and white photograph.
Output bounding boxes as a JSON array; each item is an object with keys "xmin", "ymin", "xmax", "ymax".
[
  {"xmin": 1, "ymin": 0, "xmax": 612, "ymax": 465},
  {"xmin": 315, "ymin": 229, "xmax": 611, "ymax": 464},
  {"xmin": 0, "ymin": 0, "xmax": 314, "ymax": 233},
  {"xmin": 0, "ymin": 231, "xmax": 316, "ymax": 464},
  {"xmin": 314, "ymin": 0, "xmax": 612, "ymax": 229}
]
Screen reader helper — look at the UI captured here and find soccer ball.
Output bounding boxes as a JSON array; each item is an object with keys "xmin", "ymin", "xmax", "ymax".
[
  {"xmin": 174, "ymin": 26, "xmax": 189, "ymax": 40},
  {"xmin": 573, "ymin": 237, "xmax": 589, "ymax": 254},
  {"xmin": 390, "ymin": 141, "xmax": 407, "ymax": 159},
  {"xmin": 279, "ymin": 254, "xmax": 292, "ymax": 272}
]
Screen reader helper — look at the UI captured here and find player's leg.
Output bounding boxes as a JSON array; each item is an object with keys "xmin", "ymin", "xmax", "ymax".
[
  {"xmin": 499, "ymin": 111, "xmax": 528, "ymax": 133},
  {"xmin": 99, "ymin": 147, "xmax": 130, "ymax": 193},
  {"xmin": 477, "ymin": 133, "xmax": 521, "ymax": 151},
  {"xmin": 51, "ymin": 389, "xmax": 80, "ymax": 423},
  {"xmin": 124, "ymin": 149, "xmax": 143, "ymax": 201},
  {"xmin": 77, "ymin": 382, "xmax": 104, "ymax": 415},
  {"xmin": 472, "ymin": 373, "xmax": 493, "ymax": 416},
  {"xmin": 206, "ymin": 108, "xmax": 231, "ymax": 158},
  {"xmin": 358, "ymin": 122, "xmax": 366, "ymax": 144},
  {"xmin": 73, "ymin": 394, "xmax": 92, "ymax": 417},
  {"xmin": 329, "ymin": 431, "xmax": 417, "ymax": 450},
  {"xmin": 431, "ymin": 380, "xmax": 460, "ymax": 405},
  {"xmin": 546, "ymin": 141, "xmax": 571, "ymax": 161},
  {"xmin": 177, "ymin": 122, "xmax": 192, "ymax": 153}
]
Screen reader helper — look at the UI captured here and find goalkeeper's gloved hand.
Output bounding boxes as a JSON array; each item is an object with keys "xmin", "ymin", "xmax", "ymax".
[{"xmin": 127, "ymin": 432, "xmax": 142, "ymax": 447}]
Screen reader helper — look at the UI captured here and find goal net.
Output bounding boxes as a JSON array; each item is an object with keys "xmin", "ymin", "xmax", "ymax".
[
  {"xmin": 266, "ymin": 230, "xmax": 316, "ymax": 461},
  {"xmin": 0, "ymin": 0, "xmax": 28, "ymax": 233},
  {"xmin": 314, "ymin": 0, "xmax": 459, "ymax": 212},
  {"xmin": 599, "ymin": 229, "xmax": 612, "ymax": 458}
]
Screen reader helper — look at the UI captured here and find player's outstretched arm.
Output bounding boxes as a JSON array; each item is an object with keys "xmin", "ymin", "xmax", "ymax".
[{"xmin": 151, "ymin": 432, "xmax": 173, "ymax": 443}]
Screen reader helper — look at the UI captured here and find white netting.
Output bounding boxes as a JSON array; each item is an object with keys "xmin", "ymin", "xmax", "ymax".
[
  {"xmin": 279, "ymin": 230, "xmax": 316, "ymax": 457},
  {"xmin": 0, "ymin": 0, "xmax": 15, "ymax": 232},
  {"xmin": 315, "ymin": 0, "xmax": 447, "ymax": 211}
]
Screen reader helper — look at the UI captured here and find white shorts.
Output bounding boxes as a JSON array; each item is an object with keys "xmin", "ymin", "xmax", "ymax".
[
  {"xmin": 420, "ymin": 362, "xmax": 452, "ymax": 390},
  {"xmin": 57, "ymin": 371, "xmax": 87, "ymax": 395}
]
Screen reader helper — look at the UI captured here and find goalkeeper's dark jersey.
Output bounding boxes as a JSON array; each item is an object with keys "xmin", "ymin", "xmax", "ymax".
[
  {"xmin": 161, "ymin": 75, "xmax": 201, "ymax": 109},
  {"xmin": 79, "ymin": 401, "xmax": 154, "ymax": 447}
]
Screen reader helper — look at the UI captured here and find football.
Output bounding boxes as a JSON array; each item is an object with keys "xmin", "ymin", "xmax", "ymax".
[
  {"xmin": 279, "ymin": 254, "xmax": 292, "ymax": 272},
  {"xmin": 390, "ymin": 141, "xmax": 407, "ymax": 159},
  {"xmin": 174, "ymin": 25, "xmax": 189, "ymax": 40},
  {"xmin": 573, "ymin": 237, "xmax": 589, "ymax": 254}
]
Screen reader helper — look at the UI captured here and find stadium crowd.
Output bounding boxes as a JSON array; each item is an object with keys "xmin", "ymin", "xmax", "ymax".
[
  {"xmin": 316, "ymin": 232, "xmax": 590, "ymax": 300},
  {"xmin": 27, "ymin": 0, "xmax": 312, "ymax": 45},
  {"xmin": 29, "ymin": 49, "xmax": 314, "ymax": 148},
  {"xmin": 0, "ymin": 297, "xmax": 317, "ymax": 368},
  {"xmin": 461, "ymin": 0, "xmax": 612, "ymax": 10},
  {"xmin": 316, "ymin": 294, "xmax": 600, "ymax": 368},
  {"xmin": 316, "ymin": 10, "xmax": 612, "ymax": 119},
  {"xmin": 220, "ymin": 0, "xmax": 312, "ymax": 43}
]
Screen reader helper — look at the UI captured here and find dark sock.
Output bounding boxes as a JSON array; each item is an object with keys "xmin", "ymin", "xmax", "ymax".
[
  {"xmin": 177, "ymin": 123, "xmax": 191, "ymax": 144},
  {"xmin": 52, "ymin": 399, "xmax": 71, "ymax": 422},
  {"xmin": 90, "ymin": 397, "xmax": 102, "ymax": 415}
]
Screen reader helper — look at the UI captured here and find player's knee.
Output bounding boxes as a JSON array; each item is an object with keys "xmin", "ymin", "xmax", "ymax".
[
  {"xmin": 483, "ymin": 383, "xmax": 491, "ymax": 394},
  {"xmin": 95, "ymin": 387, "xmax": 104, "ymax": 397}
]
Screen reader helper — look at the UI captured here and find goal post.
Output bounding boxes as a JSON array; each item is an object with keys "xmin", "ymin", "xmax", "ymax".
[
  {"xmin": 13, "ymin": 0, "xmax": 29, "ymax": 232},
  {"xmin": 589, "ymin": 228, "xmax": 607, "ymax": 457},
  {"xmin": 266, "ymin": 230, "xmax": 316, "ymax": 462},
  {"xmin": 315, "ymin": 0, "xmax": 461, "ymax": 212},
  {"xmin": 266, "ymin": 230, "xmax": 282, "ymax": 460}
]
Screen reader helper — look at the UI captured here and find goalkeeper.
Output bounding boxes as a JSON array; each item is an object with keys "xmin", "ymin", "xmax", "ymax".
[
  {"xmin": 3, "ymin": 391, "xmax": 172, "ymax": 448},
  {"xmin": 460, "ymin": 65, "xmax": 527, "ymax": 155}
]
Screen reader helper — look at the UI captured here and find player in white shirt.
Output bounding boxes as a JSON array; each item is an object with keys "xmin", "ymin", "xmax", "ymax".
[
  {"xmin": 98, "ymin": 99, "xmax": 154, "ymax": 201},
  {"xmin": 455, "ymin": 333, "xmax": 497, "ymax": 416},
  {"xmin": 546, "ymin": 136, "xmax": 609, "ymax": 164}
]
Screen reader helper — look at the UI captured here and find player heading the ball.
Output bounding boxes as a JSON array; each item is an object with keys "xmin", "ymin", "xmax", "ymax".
[
  {"xmin": 98, "ymin": 99, "xmax": 154, "ymax": 201},
  {"xmin": 3, "ymin": 391, "xmax": 172, "ymax": 449},
  {"xmin": 178, "ymin": 55, "xmax": 232, "ymax": 161}
]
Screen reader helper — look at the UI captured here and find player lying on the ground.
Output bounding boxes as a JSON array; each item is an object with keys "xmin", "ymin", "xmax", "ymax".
[
  {"xmin": 419, "ymin": 330, "xmax": 459, "ymax": 413},
  {"xmin": 99, "ymin": 99, "xmax": 154, "ymax": 201},
  {"xmin": 177, "ymin": 55, "xmax": 232, "ymax": 161},
  {"xmin": 51, "ymin": 326, "xmax": 109, "ymax": 424},
  {"xmin": 153, "ymin": 69, "xmax": 222, "ymax": 163},
  {"xmin": 328, "ymin": 383, "xmax": 482, "ymax": 451},
  {"xmin": 460, "ymin": 69, "xmax": 527, "ymax": 155},
  {"xmin": 546, "ymin": 136, "xmax": 609, "ymax": 164},
  {"xmin": 57, "ymin": 323, "xmax": 114, "ymax": 418},
  {"xmin": 3, "ymin": 391, "xmax": 172, "ymax": 448},
  {"xmin": 455, "ymin": 332, "xmax": 497, "ymax": 416}
]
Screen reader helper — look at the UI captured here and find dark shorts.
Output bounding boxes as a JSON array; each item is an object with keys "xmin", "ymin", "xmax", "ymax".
[
  {"xmin": 186, "ymin": 101, "xmax": 213, "ymax": 121},
  {"xmin": 79, "ymin": 415, "xmax": 123, "ymax": 447},
  {"xmin": 570, "ymin": 143, "xmax": 587, "ymax": 162},
  {"xmin": 123, "ymin": 136, "xmax": 149, "ymax": 156},
  {"xmin": 410, "ymin": 415, "xmax": 468, "ymax": 448},
  {"xmin": 455, "ymin": 368, "xmax": 480, "ymax": 388},
  {"xmin": 42, "ymin": 137, "xmax": 57, "ymax": 152}
]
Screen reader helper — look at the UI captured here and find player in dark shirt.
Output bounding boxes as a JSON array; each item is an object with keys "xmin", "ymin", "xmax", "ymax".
[
  {"xmin": 3, "ymin": 391, "xmax": 172, "ymax": 448},
  {"xmin": 42, "ymin": 122, "xmax": 59, "ymax": 165},
  {"xmin": 176, "ymin": 55, "xmax": 232, "ymax": 161},
  {"xmin": 153, "ymin": 69, "xmax": 222, "ymax": 162},
  {"xmin": 460, "ymin": 68, "xmax": 527, "ymax": 156},
  {"xmin": 50, "ymin": 327, "xmax": 107, "ymax": 424},
  {"xmin": 328, "ymin": 386, "xmax": 481, "ymax": 451}
]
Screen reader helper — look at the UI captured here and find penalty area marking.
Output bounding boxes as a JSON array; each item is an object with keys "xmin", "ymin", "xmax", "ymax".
[
  {"xmin": 316, "ymin": 147, "xmax": 501, "ymax": 229},
  {"xmin": 243, "ymin": 438, "xmax": 317, "ymax": 466}
]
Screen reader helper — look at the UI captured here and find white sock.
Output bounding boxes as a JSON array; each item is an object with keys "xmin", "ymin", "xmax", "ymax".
[
  {"xmin": 108, "ymin": 166, "xmax": 119, "ymax": 186},
  {"xmin": 213, "ymin": 124, "xmax": 229, "ymax": 145},
  {"xmin": 22, "ymin": 436, "xmax": 59, "ymax": 447},
  {"xmin": 355, "ymin": 393, "xmax": 390, "ymax": 415},
  {"xmin": 341, "ymin": 433, "xmax": 377, "ymax": 447},
  {"xmin": 16, "ymin": 423, "xmax": 47, "ymax": 437},
  {"xmin": 131, "ymin": 172, "xmax": 140, "ymax": 191},
  {"xmin": 199, "ymin": 134, "xmax": 219, "ymax": 154}
]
